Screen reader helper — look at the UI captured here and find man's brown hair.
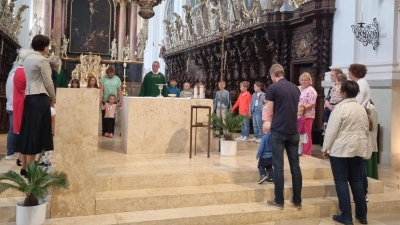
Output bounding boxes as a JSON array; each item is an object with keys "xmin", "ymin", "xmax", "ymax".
[{"xmin": 269, "ymin": 64, "xmax": 284, "ymax": 77}]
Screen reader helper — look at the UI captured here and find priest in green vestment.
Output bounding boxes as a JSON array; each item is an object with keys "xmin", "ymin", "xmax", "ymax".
[{"xmin": 139, "ymin": 61, "xmax": 168, "ymax": 97}]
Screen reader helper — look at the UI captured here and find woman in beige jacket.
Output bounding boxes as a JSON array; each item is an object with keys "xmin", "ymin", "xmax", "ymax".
[
  {"xmin": 16, "ymin": 35, "xmax": 56, "ymax": 178},
  {"xmin": 322, "ymin": 80, "xmax": 369, "ymax": 225}
]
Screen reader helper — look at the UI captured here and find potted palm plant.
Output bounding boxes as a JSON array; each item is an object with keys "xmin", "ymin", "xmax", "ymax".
[
  {"xmin": 0, "ymin": 154, "xmax": 69, "ymax": 225},
  {"xmin": 212, "ymin": 110, "xmax": 246, "ymax": 156}
]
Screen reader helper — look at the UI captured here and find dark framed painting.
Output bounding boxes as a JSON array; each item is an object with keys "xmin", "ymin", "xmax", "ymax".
[
  {"xmin": 68, "ymin": 0, "xmax": 113, "ymax": 55},
  {"xmin": 244, "ymin": 0, "xmax": 255, "ymax": 12}
]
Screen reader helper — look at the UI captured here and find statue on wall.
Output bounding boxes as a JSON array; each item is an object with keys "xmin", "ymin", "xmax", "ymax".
[
  {"xmin": 71, "ymin": 64, "xmax": 81, "ymax": 80},
  {"xmin": 159, "ymin": 39, "xmax": 166, "ymax": 59},
  {"xmin": 210, "ymin": 1, "xmax": 220, "ymax": 35},
  {"xmin": 110, "ymin": 38, "xmax": 117, "ymax": 60},
  {"xmin": 122, "ymin": 35, "xmax": 131, "ymax": 61},
  {"xmin": 29, "ymin": 18, "xmax": 42, "ymax": 41},
  {"xmin": 100, "ymin": 64, "xmax": 109, "ymax": 78},
  {"xmin": 137, "ymin": 28, "xmax": 145, "ymax": 60},
  {"xmin": 60, "ymin": 35, "xmax": 69, "ymax": 58}
]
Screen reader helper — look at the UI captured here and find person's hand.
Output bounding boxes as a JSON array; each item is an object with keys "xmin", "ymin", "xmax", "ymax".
[
  {"xmin": 256, "ymin": 157, "xmax": 259, "ymax": 160},
  {"xmin": 51, "ymin": 100, "xmax": 56, "ymax": 108},
  {"xmin": 328, "ymin": 105, "xmax": 334, "ymax": 111},
  {"xmin": 249, "ymin": 113, "xmax": 252, "ymax": 117},
  {"xmin": 322, "ymin": 151, "xmax": 329, "ymax": 159},
  {"xmin": 118, "ymin": 102, "xmax": 123, "ymax": 107},
  {"xmin": 263, "ymin": 126, "xmax": 270, "ymax": 134}
]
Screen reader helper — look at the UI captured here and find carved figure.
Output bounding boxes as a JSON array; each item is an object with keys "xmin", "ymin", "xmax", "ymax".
[
  {"xmin": 71, "ymin": 64, "xmax": 81, "ymax": 81},
  {"xmin": 137, "ymin": 28, "xmax": 145, "ymax": 60},
  {"xmin": 100, "ymin": 64, "xmax": 109, "ymax": 78},
  {"xmin": 210, "ymin": 1, "xmax": 219, "ymax": 35},
  {"xmin": 29, "ymin": 18, "xmax": 42, "ymax": 41},
  {"xmin": 159, "ymin": 39, "xmax": 166, "ymax": 59},
  {"xmin": 60, "ymin": 35, "xmax": 69, "ymax": 58},
  {"xmin": 110, "ymin": 38, "xmax": 117, "ymax": 60}
]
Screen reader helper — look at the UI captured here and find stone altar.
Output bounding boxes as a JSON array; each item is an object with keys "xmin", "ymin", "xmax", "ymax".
[{"xmin": 122, "ymin": 97, "xmax": 214, "ymax": 154}]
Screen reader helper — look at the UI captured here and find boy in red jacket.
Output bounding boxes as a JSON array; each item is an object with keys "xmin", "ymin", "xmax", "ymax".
[{"xmin": 232, "ymin": 81, "xmax": 252, "ymax": 141}]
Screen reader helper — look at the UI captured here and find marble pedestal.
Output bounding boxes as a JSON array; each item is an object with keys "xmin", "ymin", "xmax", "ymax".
[
  {"xmin": 122, "ymin": 97, "xmax": 214, "ymax": 154},
  {"xmin": 51, "ymin": 89, "xmax": 99, "ymax": 218}
]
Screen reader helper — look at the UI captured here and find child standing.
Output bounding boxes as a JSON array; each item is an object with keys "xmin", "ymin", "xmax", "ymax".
[
  {"xmin": 249, "ymin": 82, "xmax": 265, "ymax": 143},
  {"xmin": 298, "ymin": 105, "xmax": 308, "ymax": 156},
  {"xmin": 232, "ymin": 81, "xmax": 251, "ymax": 141},
  {"xmin": 101, "ymin": 94, "xmax": 120, "ymax": 138},
  {"xmin": 256, "ymin": 122, "xmax": 274, "ymax": 184},
  {"xmin": 70, "ymin": 79, "xmax": 80, "ymax": 88},
  {"xmin": 213, "ymin": 81, "xmax": 232, "ymax": 136},
  {"xmin": 180, "ymin": 82, "xmax": 192, "ymax": 98},
  {"xmin": 323, "ymin": 72, "xmax": 347, "ymax": 131},
  {"xmin": 167, "ymin": 78, "xmax": 180, "ymax": 97},
  {"xmin": 87, "ymin": 76, "xmax": 99, "ymax": 88}
]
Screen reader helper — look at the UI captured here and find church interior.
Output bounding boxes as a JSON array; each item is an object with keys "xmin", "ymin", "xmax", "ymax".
[{"xmin": 1, "ymin": 0, "xmax": 400, "ymax": 224}]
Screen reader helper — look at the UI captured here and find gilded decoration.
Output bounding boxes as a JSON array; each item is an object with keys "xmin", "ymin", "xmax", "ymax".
[
  {"xmin": 0, "ymin": 0, "xmax": 28, "ymax": 43},
  {"xmin": 291, "ymin": 32, "xmax": 313, "ymax": 59},
  {"xmin": 241, "ymin": 0, "xmax": 260, "ymax": 23},
  {"xmin": 289, "ymin": 0, "xmax": 309, "ymax": 8},
  {"xmin": 218, "ymin": 0, "xmax": 231, "ymax": 30}
]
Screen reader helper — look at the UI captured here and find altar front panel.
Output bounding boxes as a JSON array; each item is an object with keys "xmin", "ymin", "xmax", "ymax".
[{"xmin": 122, "ymin": 97, "xmax": 214, "ymax": 154}]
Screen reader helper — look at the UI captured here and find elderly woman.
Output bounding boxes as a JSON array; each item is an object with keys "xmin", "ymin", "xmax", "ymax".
[
  {"xmin": 322, "ymin": 80, "xmax": 369, "ymax": 225},
  {"xmin": 298, "ymin": 72, "xmax": 317, "ymax": 155},
  {"xmin": 99, "ymin": 66, "xmax": 122, "ymax": 136},
  {"xmin": 16, "ymin": 35, "xmax": 56, "ymax": 177}
]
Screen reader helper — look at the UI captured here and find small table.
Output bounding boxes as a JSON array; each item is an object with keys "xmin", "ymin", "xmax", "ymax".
[{"xmin": 189, "ymin": 105, "xmax": 212, "ymax": 158}]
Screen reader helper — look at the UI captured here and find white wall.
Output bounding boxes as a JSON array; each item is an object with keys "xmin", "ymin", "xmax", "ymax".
[{"xmin": 326, "ymin": 0, "xmax": 400, "ymax": 166}]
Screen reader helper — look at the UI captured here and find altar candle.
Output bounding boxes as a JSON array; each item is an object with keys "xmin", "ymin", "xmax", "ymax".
[
  {"xmin": 194, "ymin": 86, "xmax": 198, "ymax": 98},
  {"xmin": 199, "ymin": 86, "xmax": 204, "ymax": 99},
  {"xmin": 359, "ymin": 12, "xmax": 363, "ymax": 23}
]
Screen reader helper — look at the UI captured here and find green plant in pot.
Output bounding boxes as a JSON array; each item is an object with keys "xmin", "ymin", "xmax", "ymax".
[
  {"xmin": 212, "ymin": 111, "xmax": 247, "ymax": 156},
  {"xmin": 0, "ymin": 153, "xmax": 69, "ymax": 224}
]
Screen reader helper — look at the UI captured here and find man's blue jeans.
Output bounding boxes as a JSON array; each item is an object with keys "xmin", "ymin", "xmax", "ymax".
[
  {"xmin": 241, "ymin": 116, "xmax": 250, "ymax": 138},
  {"xmin": 330, "ymin": 156, "xmax": 367, "ymax": 223},
  {"xmin": 252, "ymin": 108, "xmax": 263, "ymax": 139},
  {"xmin": 271, "ymin": 130, "xmax": 302, "ymax": 205},
  {"xmin": 6, "ymin": 110, "xmax": 17, "ymax": 156}
]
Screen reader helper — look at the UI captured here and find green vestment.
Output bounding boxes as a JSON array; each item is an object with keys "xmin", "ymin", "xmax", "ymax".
[
  {"xmin": 139, "ymin": 72, "xmax": 168, "ymax": 97},
  {"xmin": 56, "ymin": 70, "xmax": 68, "ymax": 88}
]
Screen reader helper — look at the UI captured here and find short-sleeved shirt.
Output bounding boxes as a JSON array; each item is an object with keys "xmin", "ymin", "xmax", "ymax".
[
  {"xmin": 298, "ymin": 86, "xmax": 317, "ymax": 119},
  {"xmin": 100, "ymin": 75, "xmax": 121, "ymax": 102},
  {"xmin": 265, "ymin": 78, "xmax": 300, "ymax": 135}
]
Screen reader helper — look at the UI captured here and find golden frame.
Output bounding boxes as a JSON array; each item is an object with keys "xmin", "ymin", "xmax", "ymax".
[{"xmin": 241, "ymin": 0, "xmax": 260, "ymax": 22}]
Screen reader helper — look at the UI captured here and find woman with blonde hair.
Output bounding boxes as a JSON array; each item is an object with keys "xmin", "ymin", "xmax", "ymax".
[{"xmin": 298, "ymin": 72, "xmax": 317, "ymax": 155}]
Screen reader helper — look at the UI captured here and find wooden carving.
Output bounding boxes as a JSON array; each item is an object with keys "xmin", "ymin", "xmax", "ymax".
[{"xmin": 291, "ymin": 32, "xmax": 313, "ymax": 59}]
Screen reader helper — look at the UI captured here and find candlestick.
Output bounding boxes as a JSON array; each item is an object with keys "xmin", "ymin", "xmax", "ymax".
[
  {"xmin": 122, "ymin": 62, "xmax": 128, "ymax": 96},
  {"xmin": 199, "ymin": 86, "xmax": 204, "ymax": 99},
  {"xmin": 194, "ymin": 86, "xmax": 198, "ymax": 98}
]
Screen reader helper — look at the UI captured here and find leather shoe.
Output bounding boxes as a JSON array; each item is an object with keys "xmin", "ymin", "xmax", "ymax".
[
  {"xmin": 332, "ymin": 215, "xmax": 353, "ymax": 225},
  {"xmin": 355, "ymin": 216, "xmax": 368, "ymax": 224}
]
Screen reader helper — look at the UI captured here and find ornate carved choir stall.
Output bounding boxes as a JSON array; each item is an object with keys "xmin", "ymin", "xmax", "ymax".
[{"xmin": 164, "ymin": 0, "xmax": 336, "ymax": 140}]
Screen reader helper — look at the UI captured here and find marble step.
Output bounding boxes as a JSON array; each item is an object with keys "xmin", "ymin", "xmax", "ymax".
[
  {"xmin": 2, "ymin": 190, "xmax": 400, "ymax": 225},
  {"xmin": 95, "ymin": 178, "xmax": 384, "ymax": 214},
  {"xmin": 96, "ymin": 166, "xmax": 334, "ymax": 192},
  {"xmin": 0, "ymin": 196, "xmax": 51, "ymax": 223}
]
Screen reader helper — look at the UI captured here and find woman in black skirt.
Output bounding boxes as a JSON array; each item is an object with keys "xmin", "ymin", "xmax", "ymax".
[{"xmin": 17, "ymin": 35, "xmax": 56, "ymax": 177}]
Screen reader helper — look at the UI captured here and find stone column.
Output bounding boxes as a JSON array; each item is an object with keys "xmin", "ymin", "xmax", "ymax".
[
  {"xmin": 130, "ymin": 3, "xmax": 138, "ymax": 60},
  {"xmin": 118, "ymin": 0, "xmax": 128, "ymax": 60},
  {"xmin": 54, "ymin": 0, "xmax": 63, "ymax": 50},
  {"xmin": 43, "ymin": 0, "xmax": 52, "ymax": 36}
]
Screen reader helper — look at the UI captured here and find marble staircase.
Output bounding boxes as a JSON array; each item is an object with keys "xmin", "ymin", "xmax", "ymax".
[{"xmin": 1, "ymin": 143, "xmax": 400, "ymax": 224}]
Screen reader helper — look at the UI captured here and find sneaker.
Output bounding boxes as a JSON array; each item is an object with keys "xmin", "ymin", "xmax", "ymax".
[
  {"xmin": 248, "ymin": 138, "xmax": 256, "ymax": 142},
  {"xmin": 5, "ymin": 154, "xmax": 19, "ymax": 160},
  {"xmin": 235, "ymin": 136, "xmax": 244, "ymax": 141},
  {"xmin": 266, "ymin": 200, "xmax": 283, "ymax": 210},
  {"xmin": 258, "ymin": 175, "xmax": 269, "ymax": 184},
  {"xmin": 267, "ymin": 178, "xmax": 274, "ymax": 182},
  {"xmin": 240, "ymin": 136, "xmax": 249, "ymax": 141},
  {"xmin": 290, "ymin": 200, "xmax": 302, "ymax": 209},
  {"xmin": 255, "ymin": 138, "xmax": 261, "ymax": 143},
  {"xmin": 16, "ymin": 159, "xmax": 22, "ymax": 166}
]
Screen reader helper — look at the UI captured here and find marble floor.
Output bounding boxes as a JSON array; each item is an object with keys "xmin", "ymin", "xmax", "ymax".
[{"xmin": 1, "ymin": 130, "xmax": 400, "ymax": 225}]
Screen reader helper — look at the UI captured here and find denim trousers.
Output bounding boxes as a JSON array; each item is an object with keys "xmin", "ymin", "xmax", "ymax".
[
  {"xmin": 6, "ymin": 110, "xmax": 17, "ymax": 156},
  {"xmin": 271, "ymin": 130, "xmax": 302, "ymax": 205},
  {"xmin": 361, "ymin": 159, "xmax": 368, "ymax": 195},
  {"xmin": 330, "ymin": 156, "xmax": 367, "ymax": 222},
  {"xmin": 241, "ymin": 116, "xmax": 250, "ymax": 138},
  {"xmin": 258, "ymin": 157, "xmax": 274, "ymax": 178},
  {"xmin": 252, "ymin": 108, "xmax": 263, "ymax": 138}
]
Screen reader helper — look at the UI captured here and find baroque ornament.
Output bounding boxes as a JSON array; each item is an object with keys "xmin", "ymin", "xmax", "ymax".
[
  {"xmin": 291, "ymin": 32, "xmax": 313, "ymax": 59},
  {"xmin": 241, "ymin": 0, "xmax": 260, "ymax": 23},
  {"xmin": 130, "ymin": 0, "xmax": 164, "ymax": 19}
]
